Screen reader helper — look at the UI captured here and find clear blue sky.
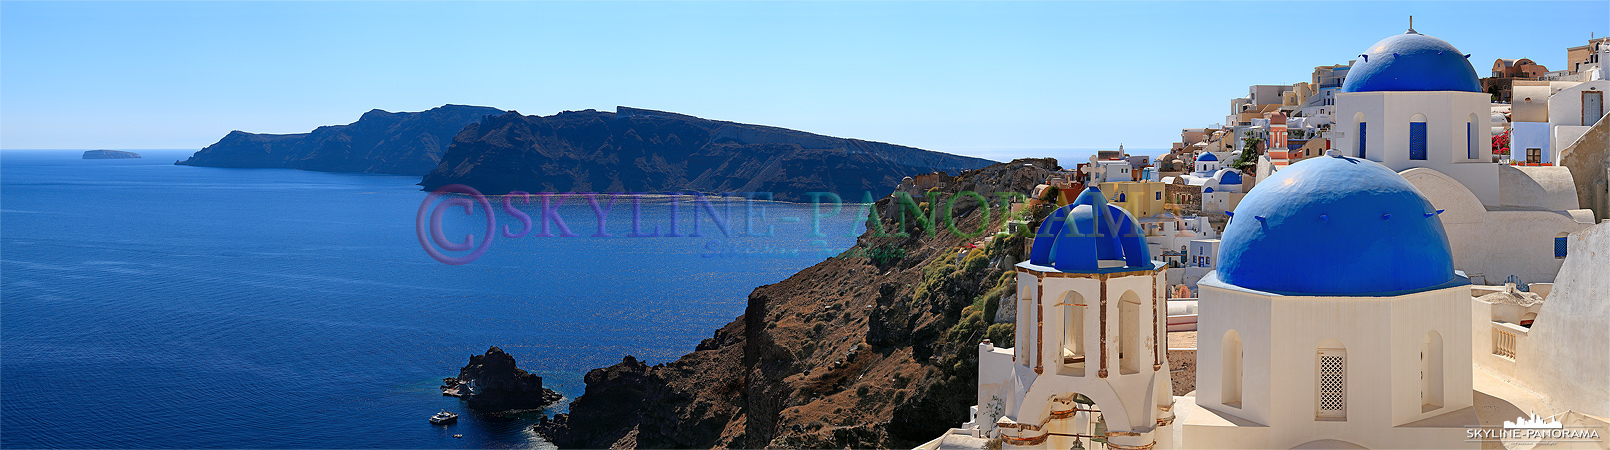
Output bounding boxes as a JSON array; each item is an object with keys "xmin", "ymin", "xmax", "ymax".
[{"xmin": 3, "ymin": 1, "xmax": 1606, "ymax": 161}]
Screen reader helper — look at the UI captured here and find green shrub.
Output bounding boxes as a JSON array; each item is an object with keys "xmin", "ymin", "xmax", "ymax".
[
  {"xmin": 986, "ymin": 323, "xmax": 1015, "ymax": 348},
  {"xmin": 959, "ymin": 249, "xmax": 990, "ymax": 274},
  {"xmin": 947, "ymin": 309, "xmax": 987, "ymax": 343},
  {"xmin": 1040, "ymin": 186, "xmax": 1061, "ymax": 203}
]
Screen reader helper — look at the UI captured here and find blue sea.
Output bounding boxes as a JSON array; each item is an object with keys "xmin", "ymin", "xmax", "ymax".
[{"xmin": 1, "ymin": 150, "xmax": 866, "ymax": 448}]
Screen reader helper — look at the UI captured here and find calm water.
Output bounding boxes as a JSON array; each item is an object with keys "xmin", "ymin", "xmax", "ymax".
[{"xmin": 1, "ymin": 150, "xmax": 865, "ymax": 448}]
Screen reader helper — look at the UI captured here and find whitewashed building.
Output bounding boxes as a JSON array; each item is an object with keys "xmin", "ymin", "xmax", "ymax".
[
  {"xmin": 969, "ymin": 186, "xmax": 1174, "ymax": 450},
  {"xmin": 1183, "ymin": 152, "xmax": 1476, "ymax": 449},
  {"xmin": 1329, "ymin": 28, "xmax": 1594, "ymax": 284}
]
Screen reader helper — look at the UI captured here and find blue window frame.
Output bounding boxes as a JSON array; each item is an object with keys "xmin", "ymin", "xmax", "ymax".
[
  {"xmin": 1358, "ymin": 122, "xmax": 1367, "ymax": 159},
  {"xmin": 1467, "ymin": 122, "xmax": 1476, "ymax": 159},
  {"xmin": 1555, "ymin": 236, "xmax": 1568, "ymax": 259},
  {"xmin": 1410, "ymin": 122, "xmax": 1428, "ymax": 160},
  {"xmin": 1155, "ymin": 191, "xmax": 1162, "ymax": 200}
]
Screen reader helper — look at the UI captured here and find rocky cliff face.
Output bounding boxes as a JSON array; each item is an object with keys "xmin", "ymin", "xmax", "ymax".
[
  {"xmin": 176, "ymin": 104, "xmax": 503, "ymax": 175},
  {"xmin": 456, "ymin": 346, "xmax": 564, "ymax": 412},
  {"xmin": 418, "ymin": 107, "xmax": 996, "ymax": 202},
  {"xmin": 534, "ymin": 159, "xmax": 1060, "ymax": 449}
]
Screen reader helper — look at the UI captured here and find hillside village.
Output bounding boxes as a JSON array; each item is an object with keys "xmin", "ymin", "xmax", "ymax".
[
  {"xmin": 906, "ymin": 34, "xmax": 1608, "ymax": 299},
  {"xmin": 918, "ymin": 29, "xmax": 1610, "ymax": 450}
]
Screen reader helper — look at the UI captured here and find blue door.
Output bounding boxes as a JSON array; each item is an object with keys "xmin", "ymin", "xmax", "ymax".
[
  {"xmin": 1410, "ymin": 122, "xmax": 1427, "ymax": 160},
  {"xmin": 1358, "ymin": 122, "xmax": 1367, "ymax": 159}
]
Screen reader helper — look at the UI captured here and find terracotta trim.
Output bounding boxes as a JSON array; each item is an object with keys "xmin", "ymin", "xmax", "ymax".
[
  {"xmin": 996, "ymin": 421, "xmax": 1043, "ymax": 432},
  {"xmin": 1152, "ymin": 278, "xmax": 1161, "ymax": 371},
  {"xmin": 1106, "ymin": 440, "xmax": 1157, "ymax": 450},
  {"xmin": 1035, "ymin": 272, "xmax": 1044, "ymax": 375},
  {"xmin": 1099, "ymin": 280, "xmax": 1109, "ymax": 378},
  {"xmin": 1106, "ymin": 430, "xmax": 1143, "ymax": 437},
  {"xmin": 1001, "ymin": 434, "xmax": 1049, "ymax": 446},
  {"xmin": 1016, "ymin": 266, "xmax": 1163, "ymax": 279}
]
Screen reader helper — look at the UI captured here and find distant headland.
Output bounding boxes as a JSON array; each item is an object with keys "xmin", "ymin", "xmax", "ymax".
[
  {"xmin": 175, "ymin": 104, "xmax": 997, "ymax": 203},
  {"xmin": 83, "ymin": 150, "xmax": 141, "ymax": 159},
  {"xmin": 175, "ymin": 104, "xmax": 503, "ymax": 175}
]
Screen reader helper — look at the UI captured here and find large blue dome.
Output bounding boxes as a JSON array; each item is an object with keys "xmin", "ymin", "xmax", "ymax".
[
  {"xmin": 1214, "ymin": 153, "xmax": 1465, "ymax": 296},
  {"xmin": 1339, "ymin": 32, "xmax": 1481, "ymax": 93},
  {"xmin": 1027, "ymin": 187, "xmax": 1151, "ymax": 273}
]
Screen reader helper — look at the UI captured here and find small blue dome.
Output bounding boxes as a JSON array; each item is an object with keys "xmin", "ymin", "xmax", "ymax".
[
  {"xmin": 1197, "ymin": 153, "xmax": 1219, "ymax": 162},
  {"xmin": 1216, "ymin": 154, "xmax": 1464, "ymax": 296},
  {"xmin": 1216, "ymin": 169, "xmax": 1243, "ymax": 186},
  {"xmin": 1028, "ymin": 187, "xmax": 1151, "ymax": 272},
  {"xmin": 1340, "ymin": 32, "xmax": 1481, "ymax": 93}
]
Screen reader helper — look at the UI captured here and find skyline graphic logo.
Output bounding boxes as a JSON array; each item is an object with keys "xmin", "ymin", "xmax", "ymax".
[{"xmin": 1505, "ymin": 411, "xmax": 1564, "ymax": 430}]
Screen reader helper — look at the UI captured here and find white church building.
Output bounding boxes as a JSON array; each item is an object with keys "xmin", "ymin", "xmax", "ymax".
[
  {"xmin": 1183, "ymin": 152, "xmax": 1477, "ymax": 449},
  {"xmin": 970, "ymin": 186, "xmax": 1174, "ymax": 450},
  {"xmin": 1328, "ymin": 28, "xmax": 1594, "ymax": 284}
]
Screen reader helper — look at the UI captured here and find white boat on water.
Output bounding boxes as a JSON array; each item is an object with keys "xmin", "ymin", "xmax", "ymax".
[{"xmin": 430, "ymin": 410, "xmax": 458, "ymax": 425}]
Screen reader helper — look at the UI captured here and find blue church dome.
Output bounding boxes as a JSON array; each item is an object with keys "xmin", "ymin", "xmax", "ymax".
[
  {"xmin": 1027, "ymin": 187, "xmax": 1152, "ymax": 272},
  {"xmin": 1214, "ymin": 153, "xmax": 1465, "ymax": 296},
  {"xmin": 1197, "ymin": 152, "xmax": 1218, "ymax": 161},
  {"xmin": 1339, "ymin": 31, "xmax": 1481, "ymax": 93},
  {"xmin": 1216, "ymin": 169, "xmax": 1243, "ymax": 185}
]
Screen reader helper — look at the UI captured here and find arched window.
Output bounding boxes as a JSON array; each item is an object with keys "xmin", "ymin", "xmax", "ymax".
[
  {"xmin": 1061, "ymin": 291, "xmax": 1086, "ymax": 376},
  {"xmin": 1468, "ymin": 113, "xmax": 1481, "ymax": 160},
  {"xmin": 1409, "ymin": 114, "xmax": 1428, "ymax": 161},
  {"xmin": 1119, "ymin": 291, "xmax": 1142, "ymax": 375},
  {"xmin": 1223, "ymin": 330, "xmax": 1243, "ymax": 407},
  {"xmin": 1421, "ymin": 331, "xmax": 1443, "ymax": 411},
  {"xmin": 1317, "ymin": 339, "xmax": 1347, "ymax": 419}
]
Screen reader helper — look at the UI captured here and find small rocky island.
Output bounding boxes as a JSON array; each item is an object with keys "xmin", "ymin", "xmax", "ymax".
[
  {"xmin": 82, "ymin": 150, "xmax": 141, "ymax": 159},
  {"xmin": 443, "ymin": 346, "xmax": 563, "ymax": 412}
]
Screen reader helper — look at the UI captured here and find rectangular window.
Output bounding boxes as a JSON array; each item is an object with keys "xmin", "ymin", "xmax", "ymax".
[
  {"xmin": 1528, "ymin": 148, "xmax": 1542, "ymax": 164},
  {"xmin": 1358, "ymin": 122, "xmax": 1367, "ymax": 159},
  {"xmin": 1156, "ymin": 191, "xmax": 1162, "ymax": 201},
  {"xmin": 1556, "ymin": 236, "xmax": 1568, "ymax": 259},
  {"xmin": 1468, "ymin": 122, "xmax": 1476, "ymax": 160},
  {"xmin": 1317, "ymin": 349, "xmax": 1347, "ymax": 419},
  {"xmin": 1410, "ymin": 122, "xmax": 1428, "ymax": 160}
]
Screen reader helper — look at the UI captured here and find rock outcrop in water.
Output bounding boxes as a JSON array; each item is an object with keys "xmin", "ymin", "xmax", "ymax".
[
  {"xmin": 418, "ymin": 107, "xmax": 996, "ymax": 202},
  {"xmin": 454, "ymin": 346, "xmax": 564, "ymax": 412},
  {"xmin": 534, "ymin": 159, "xmax": 1060, "ymax": 448},
  {"xmin": 83, "ymin": 150, "xmax": 141, "ymax": 159},
  {"xmin": 176, "ymin": 104, "xmax": 502, "ymax": 175}
]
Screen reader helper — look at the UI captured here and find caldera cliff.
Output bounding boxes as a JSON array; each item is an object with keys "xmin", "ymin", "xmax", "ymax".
[
  {"xmin": 535, "ymin": 158, "xmax": 1060, "ymax": 448},
  {"xmin": 418, "ymin": 107, "xmax": 995, "ymax": 202}
]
